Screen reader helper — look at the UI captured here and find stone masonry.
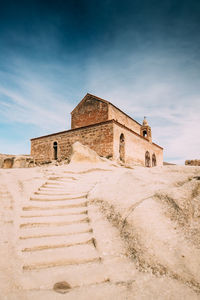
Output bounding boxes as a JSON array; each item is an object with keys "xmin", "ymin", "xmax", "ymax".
[
  {"xmin": 31, "ymin": 121, "xmax": 113, "ymax": 163},
  {"xmin": 31, "ymin": 93, "xmax": 163, "ymax": 166}
]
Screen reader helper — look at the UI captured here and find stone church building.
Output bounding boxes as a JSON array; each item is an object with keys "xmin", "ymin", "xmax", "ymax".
[{"xmin": 31, "ymin": 93, "xmax": 163, "ymax": 166}]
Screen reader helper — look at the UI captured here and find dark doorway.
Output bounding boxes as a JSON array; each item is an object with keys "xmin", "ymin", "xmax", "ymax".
[
  {"xmin": 119, "ymin": 133, "xmax": 125, "ymax": 162},
  {"xmin": 53, "ymin": 142, "xmax": 58, "ymax": 160},
  {"xmin": 145, "ymin": 151, "xmax": 150, "ymax": 167},
  {"xmin": 143, "ymin": 130, "xmax": 147, "ymax": 137},
  {"xmin": 3, "ymin": 158, "xmax": 14, "ymax": 169},
  {"xmin": 152, "ymin": 153, "xmax": 157, "ymax": 167}
]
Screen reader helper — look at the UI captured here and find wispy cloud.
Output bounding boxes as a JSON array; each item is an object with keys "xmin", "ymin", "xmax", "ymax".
[
  {"xmin": 85, "ymin": 52, "xmax": 200, "ymax": 164},
  {"xmin": 0, "ymin": 61, "xmax": 75, "ymax": 131},
  {"xmin": 0, "ymin": 56, "xmax": 78, "ymax": 154},
  {"xmin": 0, "ymin": 49, "xmax": 199, "ymax": 163},
  {"xmin": 0, "ymin": 1, "xmax": 199, "ymax": 163}
]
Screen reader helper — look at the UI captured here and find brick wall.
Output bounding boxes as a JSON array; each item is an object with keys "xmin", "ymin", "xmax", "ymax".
[
  {"xmin": 71, "ymin": 97, "xmax": 109, "ymax": 129},
  {"xmin": 113, "ymin": 122, "xmax": 163, "ymax": 166},
  {"xmin": 71, "ymin": 95, "xmax": 142, "ymax": 136},
  {"xmin": 31, "ymin": 120, "xmax": 163, "ymax": 166},
  {"xmin": 31, "ymin": 121, "xmax": 113, "ymax": 163},
  {"xmin": 108, "ymin": 104, "xmax": 141, "ymax": 135}
]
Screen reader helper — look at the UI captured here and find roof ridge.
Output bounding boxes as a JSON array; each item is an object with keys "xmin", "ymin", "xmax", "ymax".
[
  {"xmin": 71, "ymin": 93, "xmax": 142, "ymax": 127},
  {"xmin": 85, "ymin": 93, "xmax": 110, "ymax": 104}
]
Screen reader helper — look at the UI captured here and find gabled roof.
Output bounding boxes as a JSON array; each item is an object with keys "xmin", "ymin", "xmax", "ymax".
[
  {"xmin": 70, "ymin": 93, "xmax": 109, "ymax": 114},
  {"xmin": 71, "ymin": 93, "xmax": 142, "ymax": 127}
]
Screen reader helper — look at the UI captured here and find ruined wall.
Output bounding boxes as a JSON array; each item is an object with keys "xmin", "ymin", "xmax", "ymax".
[
  {"xmin": 0, "ymin": 154, "xmax": 34, "ymax": 168},
  {"xmin": 108, "ymin": 104, "xmax": 141, "ymax": 135},
  {"xmin": 113, "ymin": 122, "xmax": 163, "ymax": 166},
  {"xmin": 71, "ymin": 98, "xmax": 109, "ymax": 129},
  {"xmin": 185, "ymin": 160, "xmax": 200, "ymax": 166},
  {"xmin": 31, "ymin": 122, "xmax": 113, "ymax": 163}
]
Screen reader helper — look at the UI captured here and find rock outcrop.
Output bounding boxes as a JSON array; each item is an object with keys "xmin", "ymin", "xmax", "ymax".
[
  {"xmin": 69, "ymin": 142, "xmax": 106, "ymax": 163},
  {"xmin": 88, "ymin": 165, "xmax": 200, "ymax": 291},
  {"xmin": 0, "ymin": 154, "xmax": 35, "ymax": 168},
  {"xmin": 0, "ymin": 146, "xmax": 200, "ymax": 299},
  {"xmin": 185, "ymin": 160, "xmax": 200, "ymax": 166}
]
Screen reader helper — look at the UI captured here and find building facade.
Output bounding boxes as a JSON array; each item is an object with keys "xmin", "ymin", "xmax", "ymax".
[{"xmin": 31, "ymin": 93, "xmax": 163, "ymax": 166}]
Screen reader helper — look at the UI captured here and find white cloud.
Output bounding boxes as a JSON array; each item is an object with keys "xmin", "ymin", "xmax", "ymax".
[
  {"xmin": 0, "ymin": 66, "xmax": 74, "ymax": 133},
  {"xmin": 0, "ymin": 50, "xmax": 199, "ymax": 163},
  {"xmin": 85, "ymin": 58, "xmax": 200, "ymax": 165}
]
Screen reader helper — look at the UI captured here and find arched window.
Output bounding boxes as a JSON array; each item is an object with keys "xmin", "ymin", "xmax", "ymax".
[
  {"xmin": 119, "ymin": 133, "xmax": 125, "ymax": 162},
  {"xmin": 143, "ymin": 130, "xmax": 147, "ymax": 137},
  {"xmin": 152, "ymin": 153, "xmax": 157, "ymax": 167},
  {"xmin": 145, "ymin": 151, "xmax": 150, "ymax": 167},
  {"xmin": 53, "ymin": 141, "xmax": 58, "ymax": 160}
]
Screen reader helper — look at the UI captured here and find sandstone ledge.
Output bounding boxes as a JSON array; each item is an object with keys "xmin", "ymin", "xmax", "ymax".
[{"xmin": 0, "ymin": 154, "xmax": 35, "ymax": 168}]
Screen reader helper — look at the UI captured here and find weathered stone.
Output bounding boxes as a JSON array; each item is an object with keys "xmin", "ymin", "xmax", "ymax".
[
  {"xmin": 70, "ymin": 141, "xmax": 105, "ymax": 163},
  {"xmin": 13, "ymin": 156, "xmax": 35, "ymax": 168},
  {"xmin": 31, "ymin": 93, "xmax": 163, "ymax": 167},
  {"xmin": 185, "ymin": 160, "xmax": 200, "ymax": 166},
  {"xmin": 31, "ymin": 122, "xmax": 114, "ymax": 164},
  {"xmin": 3, "ymin": 158, "xmax": 14, "ymax": 169},
  {"xmin": 0, "ymin": 154, "xmax": 35, "ymax": 169},
  {"xmin": 53, "ymin": 281, "xmax": 71, "ymax": 294}
]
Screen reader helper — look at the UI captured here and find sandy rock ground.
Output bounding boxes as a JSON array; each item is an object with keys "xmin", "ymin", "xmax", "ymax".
[{"xmin": 0, "ymin": 158, "xmax": 200, "ymax": 299}]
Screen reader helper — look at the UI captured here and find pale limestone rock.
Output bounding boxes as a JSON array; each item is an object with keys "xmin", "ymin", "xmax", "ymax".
[
  {"xmin": 0, "ymin": 154, "xmax": 35, "ymax": 168},
  {"xmin": 70, "ymin": 142, "xmax": 105, "ymax": 163},
  {"xmin": 13, "ymin": 156, "xmax": 34, "ymax": 168}
]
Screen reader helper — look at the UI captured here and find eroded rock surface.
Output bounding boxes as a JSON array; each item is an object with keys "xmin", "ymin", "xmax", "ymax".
[
  {"xmin": 0, "ymin": 154, "xmax": 35, "ymax": 169},
  {"xmin": 185, "ymin": 160, "xmax": 200, "ymax": 166},
  {"xmin": 0, "ymin": 146, "xmax": 200, "ymax": 299},
  {"xmin": 70, "ymin": 141, "xmax": 106, "ymax": 163}
]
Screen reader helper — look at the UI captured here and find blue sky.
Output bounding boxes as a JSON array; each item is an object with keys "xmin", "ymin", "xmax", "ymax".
[{"xmin": 0, "ymin": 0, "xmax": 200, "ymax": 164}]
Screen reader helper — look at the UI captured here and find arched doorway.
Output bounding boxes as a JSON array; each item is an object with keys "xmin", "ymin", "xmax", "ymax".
[
  {"xmin": 143, "ymin": 130, "xmax": 147, "ymax": 138},
  {"xmin": 3, "ymin": 158, "xmax": 14, "ymax": 169},
  {"xmin": 119, "ymin": 133, "xmax": 125, "ymax": 162},
  {"xmin": 152, "ymin": 153, "xmax": 157, "ymax": 167},
  {"xmin": 53, "ymin": 142, "xmax": 58, "ymax": 160},
  {"xmin": 145, "ymin": 151, "xmax": 150, "ymax": 167}
]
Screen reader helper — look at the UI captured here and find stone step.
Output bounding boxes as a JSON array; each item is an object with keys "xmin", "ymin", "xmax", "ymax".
[
  {"xmin": 20, "ymin": 238, "xmax": 95, "ymax": 254},
  {"xmin": 20, "ymin": 238, "xmax": 94, "ymax": 254},
  {"xmin": 19, "ymin": 222, "xmax": 92, "ymax": 239},
  {"xmin": 42, "ymin": 183, "xmax": 92, "ymax": 189},
  {"xmin": 21, "ymin": 238, "xmax": 95, "ymax": 254},
  {"xmin": 12, "ymin": 284, "xmax": 134, "ymax": 300},
  {"xmin": 38, "ymin": 188, "xmax": 90, "ymax": 194},
  {"xmin": 48, "ymin": 176, "xmax": 78, "ymax": 181},
  {"xmin": 22, "ymin": 244, "xmax": 100, "ymax": 270},
  {"xmin": 27, "ymin": 198, "xmax": 88, "ymax": 209},
  {"xmin": 28, "ymin": 196, "xmax": 87, "ymax": 205},
  {"xmin": 22, "ymin": 200, "xmax": 87, "ymax": 211},
  {"xmin": 46, "ymin": 180, "xmax": 79, "ymax": 185},
  {"xmin": 19, "ymin": 261, "xmax": 108, "ymax": 290},
  {"xmin": 35, "ymin": 191, "xmax": 77, "ymax": 196},
  {"xmin": 19, "ymin": 216, "xmax": 90, "ymax": 229},
  {"xmin": 20, "ymin": 206, "xmax": 88, "ymax": 217},
  {"xmin": 44, "ymin": 181, "xmax": 78, "ymax": 186},
  {"xmin": 30, "ymin": 194, "xmax": 87, "ymax": 201},
  {"xmin": 36, "ymin": 190, "xmax": 90, "ymax": 196},
  {"xmin": 20, "ymin": 213, "xmax": 88, "ymax": 226},
  {"xmin": 44, "ymin": 180, "xmax": 92, "ymax": 187},
  {"xmin": 39, "ymin": 186, "xmax": 73, "ymax": 191},
  {"xmin": 41, "ymin": 183, "xmax": 69, "ymax": 188},
  {"xmin": 18, "ymin": 232, "xmax": 93, "ymax": 251},
  {"xmin": 41, "ymin": 185, "xmax": 75, "ymax": 190},
  {"xmin": 48, "ymin": 175, "xmax": 80, "ymax": 180},
  {"xmin": 45, "ymin": 180, "xmax": 78, "ymax": 186}
]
